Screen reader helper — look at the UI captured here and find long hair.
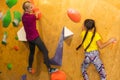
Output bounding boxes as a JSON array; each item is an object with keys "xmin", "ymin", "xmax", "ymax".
[{"xmin": 76, "ymin": 19, "xmax": 96, "ymax": 51}]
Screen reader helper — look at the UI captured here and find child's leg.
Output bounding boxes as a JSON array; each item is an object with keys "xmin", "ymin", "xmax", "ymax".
[
  {"xmin": 35, "ymin": 37, "xmax": 51, "ymax": 69},
  {"xmin": 81, "ymin": 55, "xmax": 91, "ymax": 80},
  {"xmin": 92, "ymin": 52, "xmax": 106, "ymax": 80},
  {"xmin": 35, "ymin": 37, "xmax": 58, "ymax": 73},
  {"xmin": 28, "ymin": 41, "xmax": 35, "ymax": 68}
]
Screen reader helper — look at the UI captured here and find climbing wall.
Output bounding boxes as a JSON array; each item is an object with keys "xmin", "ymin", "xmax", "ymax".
[{"xmin": 0, "ymin": 0, "xmax": 120, "ymax": 80}]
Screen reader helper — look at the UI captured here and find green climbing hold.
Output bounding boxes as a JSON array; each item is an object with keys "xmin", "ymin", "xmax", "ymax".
[
  {"xmin": 7, "ymin": 63, "xmax": 12, "ymax": 70},
  {"xmin": 2, "ymin": 9, "xmax": 11, "ymax": 28},
  {"xmin": 12, "ymin": 11, "xmax": 22, "ymax": 27},
  {"xmin": 6, "ymin": 0, "xmax": 18, "ymax": 8},
  {"xmin": 15, "ymin": 36, "xmax": 18, "ymax": 40}
]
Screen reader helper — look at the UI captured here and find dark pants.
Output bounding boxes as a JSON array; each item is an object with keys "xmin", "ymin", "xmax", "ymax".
[{"xmin": 28, "ymin": 36, "xmax": 51, "ymax": 69}]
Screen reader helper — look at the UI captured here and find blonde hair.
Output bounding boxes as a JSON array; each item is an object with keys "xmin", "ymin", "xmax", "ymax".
[{"xmin": 22, "ymin": 1, "xmax": 31, "ymax": 11}]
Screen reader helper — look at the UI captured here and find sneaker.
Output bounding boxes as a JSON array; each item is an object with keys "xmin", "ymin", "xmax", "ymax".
[
  {"xmin": 49, "ymin": 68, "xmax": 58, "ymax": 73},
  {"xmin": 27, "ymin": 67, "xmax": 32, "ymax": 73}
]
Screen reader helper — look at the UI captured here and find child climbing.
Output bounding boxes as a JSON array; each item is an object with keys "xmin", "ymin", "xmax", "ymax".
[
  {"xmin": 22, "ymin": 1, "xmax": 58, "ymax": 74},
  {"xmin": 76, "ymin": 19, "xmax": 116, "ymax": 80}
]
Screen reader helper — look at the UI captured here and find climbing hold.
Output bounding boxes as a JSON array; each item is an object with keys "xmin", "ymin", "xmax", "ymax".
[
  {"xmin": 51, "ymin": 70, "xmax": 66, "ymax": 80},
  {"xmin": 21, "ymin": 74, "xmax": 26, "ymax": 80},
  {"xmin": 12, "ymin": 11, "xmax": 22, "ymax": 27},
  {"xmin": 31, "ymin": 68, "xmax": 35, "ymax": 74},
  {"xmin": 13, "ymin": 46, "xmax": 19, "ymax": 51},
  {"xmin": 50, "ymin": 26, "xmax": 74, "ymax": 66},
  {"xmin": 7, "ymin": 63, "xmax": 12, "ymax": 70},
  {"xmin": 2, "ymin": 31, "xmax": 8, "ymax": 45},
  {"xmin": 67, "ymin": 8, "xmax": 81, "ymax": 22},
  {"xmin": 6, "ymin": 0, "xmax": 18, "ymax": 8},
  {"xmin": 15, "ymin": 36, "xmax": 18, "ymax": 40},
  {"xmin": 17, "ymin": 27, "xmax": 27, "ymax": 41},
  {"xmin": 32, "ymin": 8, "xmax": 42, "ymax": 20},
  {"xmin": 2, "ymin": 9, "xmax": 11, "ymax": 28}
]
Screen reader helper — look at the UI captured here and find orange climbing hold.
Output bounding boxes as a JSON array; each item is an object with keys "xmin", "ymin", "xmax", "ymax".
[
  {"xmin": 13, "ymin": 46, "xmax": 19, "ymax": 51},
  {"xmin": 67, "ymin": 8, "xmax": 81, "ymax": 22},
  {"xmin": 51, "ymin": 70, "xmax": 66, "ymax": 80}
]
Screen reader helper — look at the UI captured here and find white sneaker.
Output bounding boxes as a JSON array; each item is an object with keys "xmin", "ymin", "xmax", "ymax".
[{"xmin": 27, "ymin": 67, "xmax": 32, "ymax": 73}]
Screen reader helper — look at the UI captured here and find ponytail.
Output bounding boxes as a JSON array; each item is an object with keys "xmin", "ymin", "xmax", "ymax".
[
  {"xmin": 76, "ymin": 19, "xmax": 96, "ymax": 51},
  {"xmin": 84, "ymin": 27, "xmax": 96, "ymax": 51},
  {"xmin": 76, "ymin": 30, "xmax": 88, "ymax": 50}
]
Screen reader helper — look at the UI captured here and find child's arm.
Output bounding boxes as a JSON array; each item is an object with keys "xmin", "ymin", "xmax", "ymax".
[
  {"xmin": 32, "ymin": 8, "xmax": 42, "ymax": 20},
  {"xmin": 97, "ymin": 38, "xmax": 116, "ymax": 49},
  {"xmin": 35, "ymin": 11, "xmax": 41, "ymax": 20}
]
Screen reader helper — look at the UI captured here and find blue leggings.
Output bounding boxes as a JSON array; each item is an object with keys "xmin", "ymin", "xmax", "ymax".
[{"xmin": 81, "ymin": 50, "xmax": 106, "ymax": 80}]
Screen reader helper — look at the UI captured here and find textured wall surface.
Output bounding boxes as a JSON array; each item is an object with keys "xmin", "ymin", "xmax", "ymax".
[{"xmin": 0, "ymin": 0, "xmax": 120, "ymax": 80}]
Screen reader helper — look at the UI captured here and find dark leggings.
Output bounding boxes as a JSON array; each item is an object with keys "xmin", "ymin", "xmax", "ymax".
[{"xmin": 28, "ymin": 36, "xmax": 51, "ymax": 69}]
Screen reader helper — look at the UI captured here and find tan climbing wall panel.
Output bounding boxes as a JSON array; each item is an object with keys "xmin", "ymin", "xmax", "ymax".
[{"xmin": 0, "ymin": 0, "xmax": 120, "ymax": 80}]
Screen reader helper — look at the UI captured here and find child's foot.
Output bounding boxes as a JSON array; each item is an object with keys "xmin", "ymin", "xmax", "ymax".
[
  {"xmin": 27, "ymin": 67, "xmax": 32, "ymax": 73},
  {"xmin": 49, "ymin": 68, "xmax": 58, "ymax": 74}
]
